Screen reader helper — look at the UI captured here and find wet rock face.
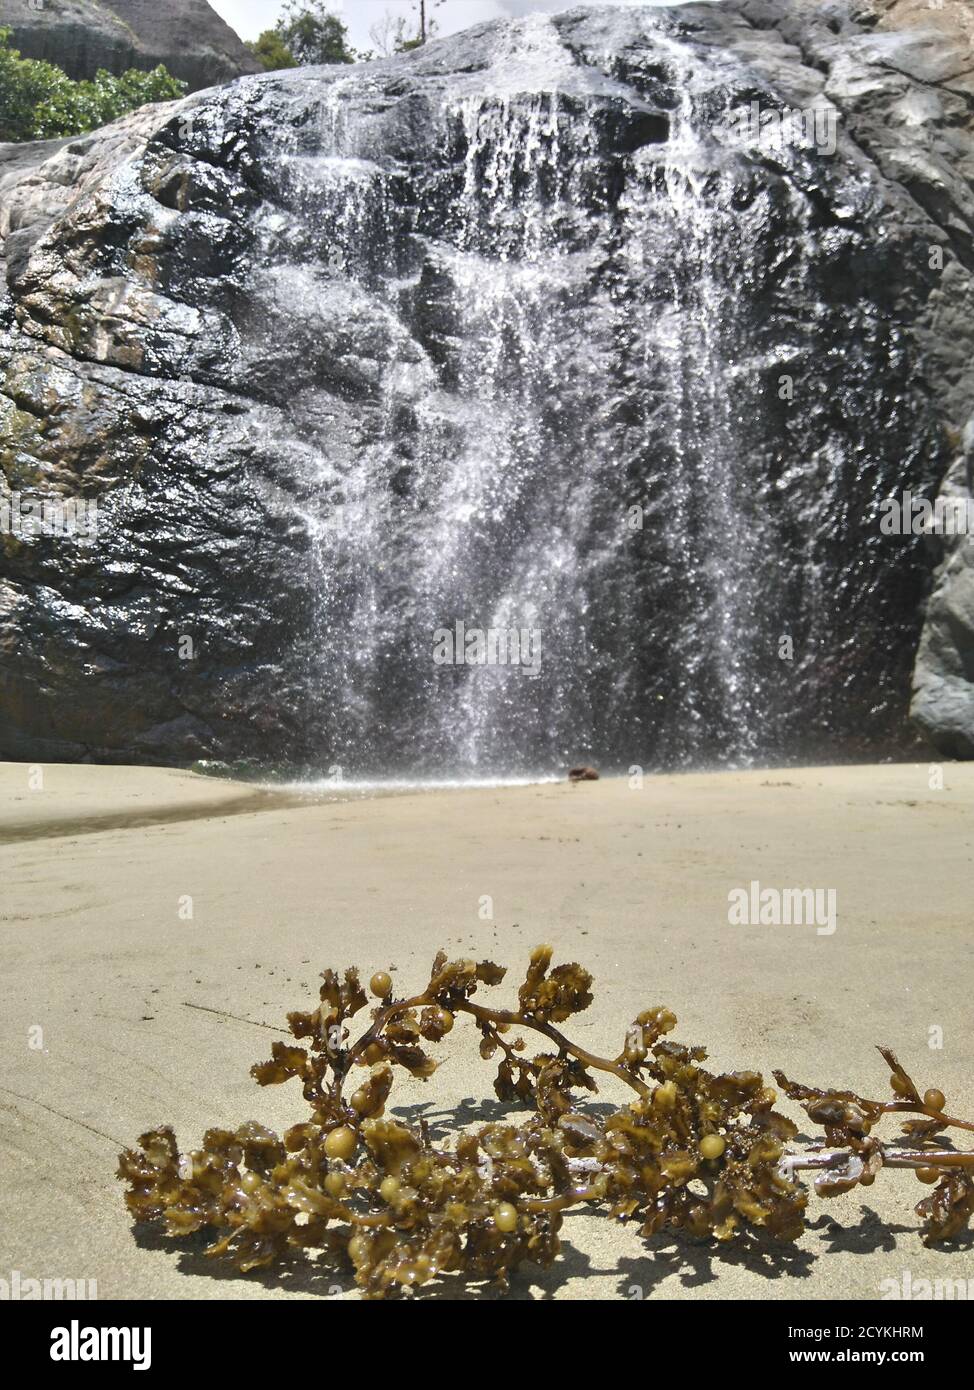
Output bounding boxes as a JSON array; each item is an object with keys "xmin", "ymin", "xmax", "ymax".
[
  {"xmin": 910, "ymin": 436, "xmax": 974, "ymax": 759},
  {"xmin": 1, "ymin": 1, "xmax": 972, "ymax": 773}
]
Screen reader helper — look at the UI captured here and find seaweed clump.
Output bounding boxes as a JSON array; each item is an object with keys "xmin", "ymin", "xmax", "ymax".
[{"xmin": 118, "ymin": 946, "xmax": 974, "ymax": 1297}]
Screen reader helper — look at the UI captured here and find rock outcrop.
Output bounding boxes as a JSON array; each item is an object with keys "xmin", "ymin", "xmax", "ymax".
[
  {"xmin": 910, "ymin": 446, "xmax": 974, "ymax": 758},
  {"xmin": 2, "ymin": 2, "xmax": 974, "ymax": 772},
  {"xmin": 859, "ymin": 0, "xmax": 974, "ymax": 755},
  {"xmin": 2, "ymin": 0, "xmax": 261, "ymax": 93}
]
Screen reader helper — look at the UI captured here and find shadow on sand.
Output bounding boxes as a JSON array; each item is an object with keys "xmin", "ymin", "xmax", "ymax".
[{"xmin": 129, "ymin": 1145, "xmax": 958, "ymax": 1301}]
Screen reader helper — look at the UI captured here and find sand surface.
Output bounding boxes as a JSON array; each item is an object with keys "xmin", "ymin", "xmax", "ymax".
[{"xmin": 1, "ymin": 760, "xmax": 972, "ymax": 1301}]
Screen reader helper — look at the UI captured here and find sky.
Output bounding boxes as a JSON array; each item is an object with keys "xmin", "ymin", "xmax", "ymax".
[{"xmin": 209, "ymin": 1, "xmax": 687, "ymax": 50}]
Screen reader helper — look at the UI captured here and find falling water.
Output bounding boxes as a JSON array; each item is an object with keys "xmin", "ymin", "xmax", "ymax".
[{"xmin": 249, "ymin": 9, "xmax": 939, "ymax": 777}]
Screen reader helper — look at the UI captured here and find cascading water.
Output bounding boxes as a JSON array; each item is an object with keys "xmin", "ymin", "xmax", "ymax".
[{"xmin": 246, "ymin": 7, "xmax": 940, "ymax": 778}]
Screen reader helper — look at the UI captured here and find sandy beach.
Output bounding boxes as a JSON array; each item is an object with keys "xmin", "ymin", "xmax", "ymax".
[{"xmin": 1, "ymin": 760, "xmax": 972, "ymax": 1301}]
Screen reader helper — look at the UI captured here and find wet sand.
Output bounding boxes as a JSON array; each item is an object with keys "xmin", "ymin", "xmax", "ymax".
[{"xmin": 1, "ymin": 759, "xmax": 972, "ymax": 1300}]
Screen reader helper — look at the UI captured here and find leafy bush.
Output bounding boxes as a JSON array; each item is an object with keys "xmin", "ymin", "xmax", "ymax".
[
  {"xmin": 246, "ymin": 30, "xmax": 298, "ymax": 73},
  {"xmin": 275, "ymin": 1, "xmax": 355, "ymax": 66},
  {"xmin": 0, "ymin": 28, "xmax": 184, "ymax": 143}
]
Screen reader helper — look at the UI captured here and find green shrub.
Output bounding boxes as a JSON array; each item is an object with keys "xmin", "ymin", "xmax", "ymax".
[
  {"xmin": 0, "ymin": 27, "xmax": 185, "ymax": 143},
  {"xmin": 246, "ymin": 30, "xmax": 298, "ymax": 72},
  {"xmin": 275, "ymin": 2, "xmax": 355, "ymax": 66}
]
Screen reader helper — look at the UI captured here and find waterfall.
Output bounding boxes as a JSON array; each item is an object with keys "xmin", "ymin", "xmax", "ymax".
[{"xmin": 245, "ymin": 10, "xmax": 938, "ymax": 777}]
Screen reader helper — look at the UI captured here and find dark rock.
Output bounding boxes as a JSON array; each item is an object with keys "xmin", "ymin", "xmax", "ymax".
[
  {"xmin": 910, "ymin": 434, "xmax": 974, "ymax": 757},
  {"xmin": 2, "ymin": 2, "xmax": 974, "ymax": 772}
]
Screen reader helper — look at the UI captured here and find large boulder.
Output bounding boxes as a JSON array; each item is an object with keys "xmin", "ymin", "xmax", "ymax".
[
  {"xmin": 1, "ymin": 1, "xmax": 973, "ymax": 773},
  {"xmin": 855, "ymin": 0, "xmax": 974, "ymax": 755},
  {"xmin": 910, "ymin": 434, "xmax": 974, "ymax": 757},
  {"xmin": 3, "ymin": 0, "xmax": 261, "ymax": 93}
]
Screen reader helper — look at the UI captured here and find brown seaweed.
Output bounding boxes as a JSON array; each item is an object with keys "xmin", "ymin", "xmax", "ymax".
[{"xmin": 118, "ymin": 946, "xmax": 974, "ymax": 1297}]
